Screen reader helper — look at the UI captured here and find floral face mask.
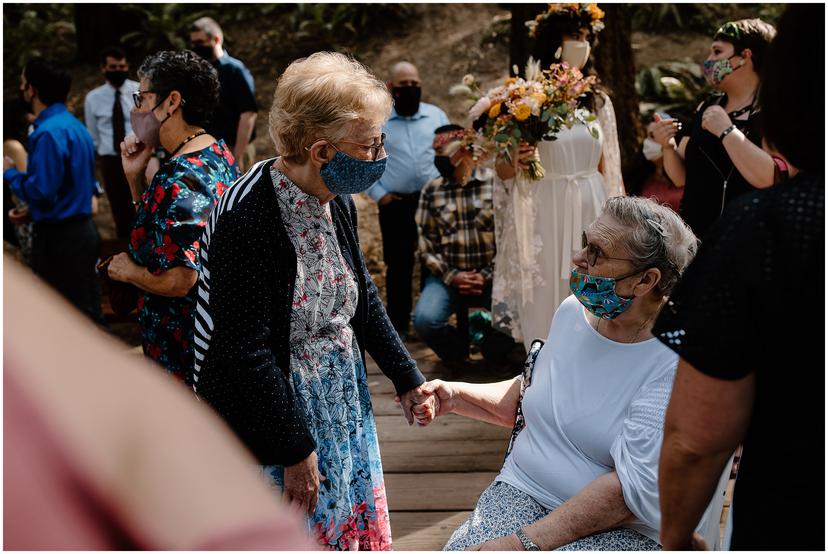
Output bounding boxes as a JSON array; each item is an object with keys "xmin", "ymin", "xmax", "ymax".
[{"xmin": 702, "ymin": 55, "xmax": 744, "ymax": 88}]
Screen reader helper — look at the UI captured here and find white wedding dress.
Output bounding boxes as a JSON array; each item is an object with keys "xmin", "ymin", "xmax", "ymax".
[{"xmin": 492, "ymin": 95, "xmax": 624, "ymax": 349}]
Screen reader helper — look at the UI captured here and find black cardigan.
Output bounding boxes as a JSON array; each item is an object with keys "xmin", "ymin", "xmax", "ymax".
[{"xmin": 193, "ymin": 159, "xmax": 425, "ymax": 466}]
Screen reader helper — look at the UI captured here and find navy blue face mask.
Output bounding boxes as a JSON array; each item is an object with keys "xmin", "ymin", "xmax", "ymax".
[{"xmin": 318, "ymin": 146, "xmax": 388, "ymax": 195}]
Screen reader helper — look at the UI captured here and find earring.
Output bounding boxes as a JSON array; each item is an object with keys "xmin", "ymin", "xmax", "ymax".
[{"xmin": 554, "ymin": 46, "xmax": 562, "ymax": 60}]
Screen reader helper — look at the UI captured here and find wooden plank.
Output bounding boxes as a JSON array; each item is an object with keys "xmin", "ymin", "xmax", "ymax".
[
  {"xmin": 366, "ymin": 356, "xmax": 443, "ymax": 377},
  {"xmin": 381, "ymin": 439, "xmax": 507, "ymax": 473},
  {"xmin": 390, "ymin": 511, "xmax": 471, "ymax": 551},
  {"xmin": 385, "ymin": 472, "xmax": 495, "ymax": 511},
  {"xmin": 376, "ymin": 414, "xmax": 510, "ymax": 443}
]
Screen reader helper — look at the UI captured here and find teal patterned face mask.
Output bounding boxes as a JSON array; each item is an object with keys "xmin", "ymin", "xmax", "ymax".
[{"xmin": 569, "ymin": 268, "xmax": 641, "ymax": 320}]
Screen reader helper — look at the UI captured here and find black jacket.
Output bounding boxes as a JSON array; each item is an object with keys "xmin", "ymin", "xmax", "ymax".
[{"xmin": 193, "ymin": 159, "xmax": 425, "ymax": 466}]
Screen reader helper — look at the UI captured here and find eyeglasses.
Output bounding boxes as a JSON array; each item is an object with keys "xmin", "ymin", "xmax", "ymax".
[
  {"xmin": 581, "ymin": 231, "xmax": 635, "ymax": 267},
  {"xmin": 326, "ymin": 133, "xmax": 387, "ymax": 161},
  {"xmin": 132, "ymin": 89, "xmax": 160, "ymax": 109}
]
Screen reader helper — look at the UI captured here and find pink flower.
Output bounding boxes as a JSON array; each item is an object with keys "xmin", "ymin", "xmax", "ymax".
[{"xmin": 468, "ymin": 96, "xmax": 492, "ymax": 120}]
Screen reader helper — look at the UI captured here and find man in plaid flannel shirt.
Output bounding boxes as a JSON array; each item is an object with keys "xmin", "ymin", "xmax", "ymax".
[{"xmin": 412, "ymin": 125, "xmax": 514, "ymax": 366}]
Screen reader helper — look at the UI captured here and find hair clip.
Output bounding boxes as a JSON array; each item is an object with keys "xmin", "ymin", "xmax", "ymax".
[{"xmin": 645, "ymin": 218, "xmax": 666, "ymax": 237}]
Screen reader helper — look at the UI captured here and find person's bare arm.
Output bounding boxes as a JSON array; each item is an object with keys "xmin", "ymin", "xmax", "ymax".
[
  {"xmin": 659, "ymin": 358, "xmax": 754, "ymax": 550},
  {"xmin": 233, "ymin": 111, "xmax": 257, "ymax": 171},
  {"xmin": 107, "ymin": 252, "xmax": 197, "ymax": 297},
  {"xmin": 471, "ymin": 472, "xmax": 634, "ymax": 550},
  {"xmin": 414, "ymin": 378, "xmax": 522, "ymax": 428}
]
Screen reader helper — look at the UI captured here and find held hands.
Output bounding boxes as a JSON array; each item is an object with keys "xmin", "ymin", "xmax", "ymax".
[
  {"xmin": 700, "ymin": 105, "xmax": 732, "ymax": 138},
  {"xmin": 395, "ymin": 379, "xmax": 455, "ymax": 427},
  {"xmin": 651, "ymin": 114, "xmax": 680, "ymax": 149},
  {"xmin": 451, "ymin": 271, "xmax": 486, "ymax": 296},
  {"xmin": 120, "ymin": 133, "xmax": 153, "ymax": 182},
  {"xmin": 284, "ymin": 451, "xmax": 325, "ymax": 516}
]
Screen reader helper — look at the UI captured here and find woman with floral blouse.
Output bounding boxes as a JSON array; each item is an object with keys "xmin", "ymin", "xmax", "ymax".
[{"xmin": 107, "ymin": 50, "xmax": 239, "ymax": 380}]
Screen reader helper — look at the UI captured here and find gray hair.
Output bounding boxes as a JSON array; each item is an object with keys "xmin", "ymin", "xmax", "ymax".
[{"xmin": 602, "ymin": 196, "xmax": 698, "ymax": 296}]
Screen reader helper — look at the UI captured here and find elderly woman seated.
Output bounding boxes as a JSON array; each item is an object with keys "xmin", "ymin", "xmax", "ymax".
[{"xmin": 411, "ymin": 196, "xmax": 730, "ymax": 550}]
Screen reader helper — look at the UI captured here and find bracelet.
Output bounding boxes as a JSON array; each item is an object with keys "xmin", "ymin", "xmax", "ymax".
[
  {"xmin": 720, "ymin": 125, "xmax": 738, "ymax": 141},
  {"xmin": 515, "ymin": 529, "xmax": 541, "ymax": 551}
]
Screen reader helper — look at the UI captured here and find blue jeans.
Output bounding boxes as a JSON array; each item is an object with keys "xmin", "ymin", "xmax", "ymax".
[{"xmin": 413, "ymin": 274, "xmax": 512, "ymax": 363}]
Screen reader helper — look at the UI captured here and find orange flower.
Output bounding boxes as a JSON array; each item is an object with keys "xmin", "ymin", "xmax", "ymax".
[
  {"xmin": 488, "ymin": 102, "xmax": 503, "ymax": 119},
  {"xmin": 513, "ymin": 103, "xmax": 532, "ymax": 121}
]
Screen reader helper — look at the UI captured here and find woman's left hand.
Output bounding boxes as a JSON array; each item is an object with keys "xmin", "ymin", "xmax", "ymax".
[
  {"xmin": 467, "ymin": 534, "xmax": 523, "ymax": 550},
  {"xmin": 107, "ymin": 252, "xmax": 137, "ymax": 283},
  {"xmin": 701, "ymin": 105, "xmax": 732, "ymax": 137}
]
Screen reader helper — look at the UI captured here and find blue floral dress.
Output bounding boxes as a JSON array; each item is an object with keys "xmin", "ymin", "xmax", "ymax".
[
  {"xmin": 129, "ymin": 140, "xmax": 239, "ymax": 380},
  {"xmin": 263, "ymin": 168, "xmax": 392, "ymax": 551}
]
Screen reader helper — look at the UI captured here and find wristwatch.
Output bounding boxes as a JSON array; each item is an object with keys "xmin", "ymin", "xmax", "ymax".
[{"xmin": 515, "ymin": 528, "xmax": 541, "ymax": 551}]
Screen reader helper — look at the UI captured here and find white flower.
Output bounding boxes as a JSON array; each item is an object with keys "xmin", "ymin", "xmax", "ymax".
[
  {"xmin": 450, "ymin": 84, "xmax": 473, "ymax": 97},
  {"xmin": 468, "ymin": 96, "xmax": 492, "ymax": 120},
  {"xmin": 462, "ymin": 74, "xmax": 475, "ymax": 87},
  {"xmin": 525, "ymin": 57, "xmax": 543, "ymax": 82}
]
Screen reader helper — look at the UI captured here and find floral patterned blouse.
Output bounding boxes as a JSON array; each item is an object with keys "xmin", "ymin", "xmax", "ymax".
[{"xmin": 129, "ymin": 140, "xmax": 239, "ymax": 380}]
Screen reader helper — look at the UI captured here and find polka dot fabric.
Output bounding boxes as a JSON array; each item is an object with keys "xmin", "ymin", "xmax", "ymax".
[{"xmin": 192, "ymin": 159, "xmax": 425, "ymax": 466}]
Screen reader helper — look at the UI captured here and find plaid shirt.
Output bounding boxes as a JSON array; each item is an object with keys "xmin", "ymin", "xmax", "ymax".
[{"xmin": 415, "ymin": 174, "xmax": 496, "ymax": 286}]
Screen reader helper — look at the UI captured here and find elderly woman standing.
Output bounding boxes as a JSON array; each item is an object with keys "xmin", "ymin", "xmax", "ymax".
[
  {"xmin": 413, "ymin": 197, "xmax": 730, "ymax": 550},
  {"xmin": 652, "ymin": 18, "xmax": 776, "ymax": 239},
  {"xmin": 191, "ymin": 52, "xmax": 427, "ymax": 550},
  {"xmin": 106, "ymin": 50, "xmax": 239, "ymax": 380}
]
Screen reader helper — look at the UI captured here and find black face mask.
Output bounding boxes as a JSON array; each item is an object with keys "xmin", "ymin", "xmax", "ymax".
[
  {"xmin": 105, "ymin": 70, "xmax": 129, "ymax": 88},
  {"xmin": 434, "ymin": 155, "xmax": 455, "ymax": 181},
  {"xmin": 392, "ymin": 85, "xmax": 421, "ymax": 117},
  {"xmin": 191, "ymin": 45, "xmax": 215, "ymax": 62}
]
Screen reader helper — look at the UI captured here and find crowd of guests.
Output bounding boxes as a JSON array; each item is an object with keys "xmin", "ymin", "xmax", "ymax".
[{"xmin": 4, "ymin": 4, "xmax": 823, "ymax": 551}]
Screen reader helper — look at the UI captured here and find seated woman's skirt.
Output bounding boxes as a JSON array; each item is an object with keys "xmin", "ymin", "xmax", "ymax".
[{"xmin": 444, "ymin": 481, "xmax": 661, "ymax": 551}]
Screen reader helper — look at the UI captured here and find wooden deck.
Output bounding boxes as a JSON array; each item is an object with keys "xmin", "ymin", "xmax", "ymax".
[
  {"xmin": 368, "ymin": 341, "xmax": 511, "ymax": 550},
  {"xmin": 370, "ymin": 340, "xmax": 734, "ymax": 551}
]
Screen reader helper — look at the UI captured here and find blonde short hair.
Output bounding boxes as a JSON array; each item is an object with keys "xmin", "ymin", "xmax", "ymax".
[{"xmin": 269, "ymin": 52, "xmax": 392, "ymax": 163}]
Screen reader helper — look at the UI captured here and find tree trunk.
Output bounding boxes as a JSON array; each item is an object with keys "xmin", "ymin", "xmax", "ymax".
[
  {"xmin": 508, "ymin": 4, "xmax": 541, "ymax": 76},
  {"xmin": 74, "ymin": 5, "xmax": 135, "ymax": 64},
  {"xmin": 592, "ymin": 4, "xmax": 643, "ymax": 174}
]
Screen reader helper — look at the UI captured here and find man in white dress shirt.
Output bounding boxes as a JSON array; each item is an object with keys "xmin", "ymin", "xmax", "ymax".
[{"xmin": 84, "ymin": 47, "xmax": 139, "ymax": 239}]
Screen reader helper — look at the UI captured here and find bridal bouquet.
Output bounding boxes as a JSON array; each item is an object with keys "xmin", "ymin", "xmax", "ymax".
[{"xmin": 452, "ymin": 60, "xmax": 598, "ymax": 181}]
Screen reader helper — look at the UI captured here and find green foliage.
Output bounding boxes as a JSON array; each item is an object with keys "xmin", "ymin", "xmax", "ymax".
[
  {"xmin": 3, "ymin": 4, "xmax": 75, "ymax": 68},
  {"xmin": 630, "ymin": 3, "xmax": 729, "ymax": 33},
  {"xmin": 287, "ymin": 3, "xmax": 415, "ymax": 50},
  {"xmin": 119, "ymin": 4, "xmax": 195, "ymax": 54}
]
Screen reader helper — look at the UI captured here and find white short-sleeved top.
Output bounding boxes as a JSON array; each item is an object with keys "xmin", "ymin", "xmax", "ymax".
[{"xmin": 497, "ymin": 295, "xmax": 719, "ymax": 544}]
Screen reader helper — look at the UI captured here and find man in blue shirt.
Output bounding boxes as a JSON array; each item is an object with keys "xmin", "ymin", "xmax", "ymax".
[
  {"xmin": 4, "ymin": 58, "xmax": 103, "ymax": 323},
  {"xmin": 366, "ymin": 61, "xmax": 449, "ymax": 337},
  {"xmin": 190, "ymin": 17, "xmax": 258, "ymax": 172}
]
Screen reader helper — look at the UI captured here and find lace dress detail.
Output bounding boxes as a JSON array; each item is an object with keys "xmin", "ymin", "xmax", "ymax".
[{"xmin": 492, "ymin": 95, "xmax": 623, "ymax": 348}]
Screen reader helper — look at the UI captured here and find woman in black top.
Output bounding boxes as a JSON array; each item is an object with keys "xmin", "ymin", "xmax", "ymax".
[
  {"xmin": 191, "ymin": 52, "xmax": 428, "ymax": 550},
  {"xmin": 655, "ymin": 5, "xmax": 824, "ymax": 549},
  {"xmin": 652, "ymin": 19, "xmax": 776, "ymax": 238}
]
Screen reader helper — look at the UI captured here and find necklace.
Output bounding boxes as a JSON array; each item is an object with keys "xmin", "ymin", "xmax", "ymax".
[{"xmin": 169, "ymin": 129, "xmax": 207, "ymax": 158}]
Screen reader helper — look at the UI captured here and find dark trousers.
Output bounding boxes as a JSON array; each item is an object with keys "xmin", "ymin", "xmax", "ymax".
[
  {"xmin": 31, "ymin": 215, "xmax": 104, "ymax": 324},
  {"xmin": 377, "ymin": 192, "xmax": 421, "ymax": 335},
  {"xmin": 99, "ymin": 155, "xmax": 135, "ymax": 239}
]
